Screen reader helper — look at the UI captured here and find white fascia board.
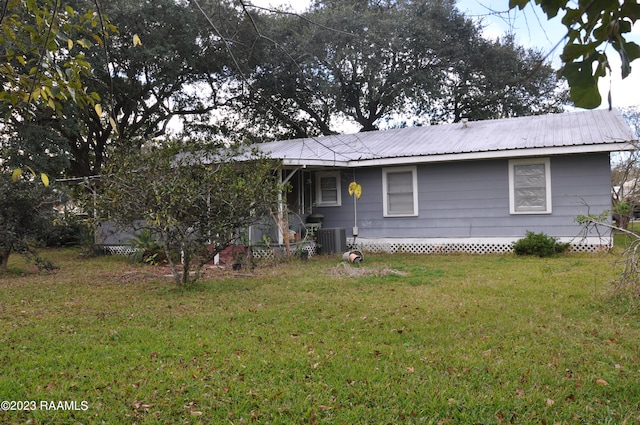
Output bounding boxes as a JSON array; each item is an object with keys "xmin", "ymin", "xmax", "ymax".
[
  {"xmin": 276, "ymin": 141, "xmax": 636, "ymax": 168},
  {"xmin": 344, "ymin": 142, "xmax": 637, "ymax": 168},
  {"xmin": 280, "ymin": 158, "xmax": 349, "ymax": 167}
]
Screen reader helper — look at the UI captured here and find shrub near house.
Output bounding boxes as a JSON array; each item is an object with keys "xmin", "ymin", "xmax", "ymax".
[{"xmin": 513, "ymin": 231, "xmax": 570, "ymax": 257}]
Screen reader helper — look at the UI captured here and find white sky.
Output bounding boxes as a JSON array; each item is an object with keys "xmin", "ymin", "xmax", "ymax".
[{"xmin": 249, "ymin": 0, "xmax": 639, "ymax": 110}]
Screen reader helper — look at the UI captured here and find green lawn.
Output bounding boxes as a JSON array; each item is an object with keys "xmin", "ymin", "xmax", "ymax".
[{"xmin": 1, "ymin": 248, "xmax": 639, "ymax": 424}]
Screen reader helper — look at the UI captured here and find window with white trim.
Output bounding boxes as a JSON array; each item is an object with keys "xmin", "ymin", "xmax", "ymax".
[
  {"xmin": 315, "ymin": 171, "xmax": 341, "ymax": 207},
  {"xmin": 509, "ymin": 158, "xmax": 552, "ymax": 214},
  {"xmin": 383, "ymin": 166, "xmax": 418, "ymax": 217}
]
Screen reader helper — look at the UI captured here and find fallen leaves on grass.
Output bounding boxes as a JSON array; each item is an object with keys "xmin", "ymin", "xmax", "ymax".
[
  {"xmin": 132, "ymin": 401, "xmax": 154, "ymax": 411},
  {"xmin": 105, "ymin": 264, "xmax": 244, "ymax": 284}
]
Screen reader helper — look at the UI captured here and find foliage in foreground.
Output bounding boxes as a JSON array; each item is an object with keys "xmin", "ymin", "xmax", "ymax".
[
  {"xmin": 0, "ymin": 249, "xmax": 639, "ymax": 424},
  {"xmin": 0, "ymin": 172, "xmax": 63, "ymax": 270},
  {"xmin": 511, "ymin": 0, "xmax": 640, "ymax": 109},
  {"xmin": 0, "ymin": 0, "xmax": 114, "ymax": 116}
]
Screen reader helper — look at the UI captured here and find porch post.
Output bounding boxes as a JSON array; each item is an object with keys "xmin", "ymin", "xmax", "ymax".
[
  {"xmin": 277, "ymin": 169, "xmax": 284, "ymax": 245},
  {"xmin": 277, "ymin": 167, "xmax": 302, "ymax": 246}
]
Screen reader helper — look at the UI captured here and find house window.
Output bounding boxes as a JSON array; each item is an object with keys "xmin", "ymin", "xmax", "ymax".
[
  {"xmin": 316, "ymin": 171, "xmax": 341, "ymax": 207},
  {"xmin": 509, "ymin": 158, "xmax": 552, "ymax": 214},
  {"xmin": 383, "ymin": 166, "xmax": 418, "ymax": 217}
]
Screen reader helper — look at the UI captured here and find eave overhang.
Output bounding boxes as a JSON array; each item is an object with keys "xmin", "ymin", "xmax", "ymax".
[{"xmin": 276, "ymin": 141, "xmax": 637, "ymax": 169}]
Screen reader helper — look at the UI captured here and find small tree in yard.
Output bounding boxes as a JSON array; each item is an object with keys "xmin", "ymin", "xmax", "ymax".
[
  {"xmin": 578, "ymin": 213, "xmax": 640, "ymax": 299},
  {"xmin": 611, "ymin": 108, "xmax": 640, "ymax": 230},
  {"xmin": 95, "ymin": 141, "xmax": 282, "ymax": 285},
  {"xmin": 0, "ymin": 172, "xmax": 61, "ymax": 271}
]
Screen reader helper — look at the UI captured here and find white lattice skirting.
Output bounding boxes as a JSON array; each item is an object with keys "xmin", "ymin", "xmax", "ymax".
[
  {"xmin": 348, "ymin": 237, "xmax": 611, "ymax": 255},
  {"xmin": 98, "ymin": 243, "xmax": 318, "ymax": 260},
  {"xmin": 252, "ymin": 242, "xmax": 318, "ymax": 260},
  {"xmin": 98, "ymin": 237, "xmax": 610, "ymax": 259},
  {"xmin": 100, "ymin": 245, "xmax": 139, "ymax": 256}
]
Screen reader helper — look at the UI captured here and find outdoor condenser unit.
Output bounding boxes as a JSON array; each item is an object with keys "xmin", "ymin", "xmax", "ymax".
[{"xmin": 317, "ymin": 228, "xmax": 347, "ymax": 255}]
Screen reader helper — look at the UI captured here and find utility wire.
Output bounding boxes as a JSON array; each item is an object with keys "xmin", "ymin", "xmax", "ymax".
[{"xmin": 189, "ymin": 0, "xmax": 368, "ymax": 164}]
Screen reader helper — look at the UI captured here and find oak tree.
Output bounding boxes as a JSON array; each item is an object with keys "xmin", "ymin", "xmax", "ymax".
[{"xmin": 230, "ymin": 0, "xmax": 566, "ymax": 138}]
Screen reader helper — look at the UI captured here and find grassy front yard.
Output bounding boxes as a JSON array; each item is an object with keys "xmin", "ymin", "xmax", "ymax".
[{"xmin": 1, "ymin": 249, "xmax": 639, "ymax": 424}]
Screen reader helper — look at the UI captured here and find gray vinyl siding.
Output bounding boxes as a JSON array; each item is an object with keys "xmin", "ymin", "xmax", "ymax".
[{"xmin": 313, "ymin": 153, "xmax": 611, "ymax": 240}]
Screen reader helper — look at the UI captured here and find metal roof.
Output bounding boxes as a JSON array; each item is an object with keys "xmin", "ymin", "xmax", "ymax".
[{"xmin": 257, "ymin": 109, "xmax": 637, "ymax": 168}]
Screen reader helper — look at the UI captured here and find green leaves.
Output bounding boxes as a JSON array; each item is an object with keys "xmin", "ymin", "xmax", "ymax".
[
  {"xmin": 512, "ymin": 0, "xmax": 639, "ymax": 108},
  {"xmin": 508, "ymin": 0, "xmax": 529, "ymax": 10},
  {"xmin": 535, "ymin": 0, "xmax": 565, "ymax": 18},
  {"xmin": 558, "ymin": 54, "xmax": 606, "ymax": 109},
  {"xmin": 0, "ymin": 0, "xmax": 116, "ymax": 116},
  {"xmin": 618, "ymin": 41, "xmax": 640, "ymax": 79}
]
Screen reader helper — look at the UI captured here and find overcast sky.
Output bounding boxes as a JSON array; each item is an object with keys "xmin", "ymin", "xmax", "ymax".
[{"xmin": 249, "ymin": 0, "xmax": 639, "ymax": 110}]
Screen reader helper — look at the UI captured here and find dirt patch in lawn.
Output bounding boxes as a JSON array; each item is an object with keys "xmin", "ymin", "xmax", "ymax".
[{"xmin": 329, "ymin": 262, "xmax": 408, "ymax": 278}]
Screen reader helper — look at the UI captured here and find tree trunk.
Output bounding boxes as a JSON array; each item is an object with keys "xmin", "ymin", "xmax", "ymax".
[
  {"xmin": 618, "ymin": 214, "xmax": 631, "ymax": 230},
  {"xmin": 181, "ymin": 253, "xmax": 191, "ymax": 285},
  {"xmin": 0, "ymin": 249, "xmax": 10, "ymax": 271},
  {"xmin": 162, "ymin": 242, "xmax": 182, "ymax": 286}
]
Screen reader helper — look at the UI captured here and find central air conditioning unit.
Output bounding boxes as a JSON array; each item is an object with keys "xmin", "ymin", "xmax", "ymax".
[{"xmin": 317, "ymin": 228, "xmax": 347, "ymax": 255}]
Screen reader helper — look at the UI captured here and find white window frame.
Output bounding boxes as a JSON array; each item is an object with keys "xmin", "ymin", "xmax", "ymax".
[
  {"xmin": 382, "ymin": 166, "xmax": 419, "ymax": 217},
  {"xmin": 315, "ymin": 171, "xmax": 341, "ymax": 207},
  {"xmin": 509, "ymin": 158, "xmax": 552, "ymax": 214}
]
